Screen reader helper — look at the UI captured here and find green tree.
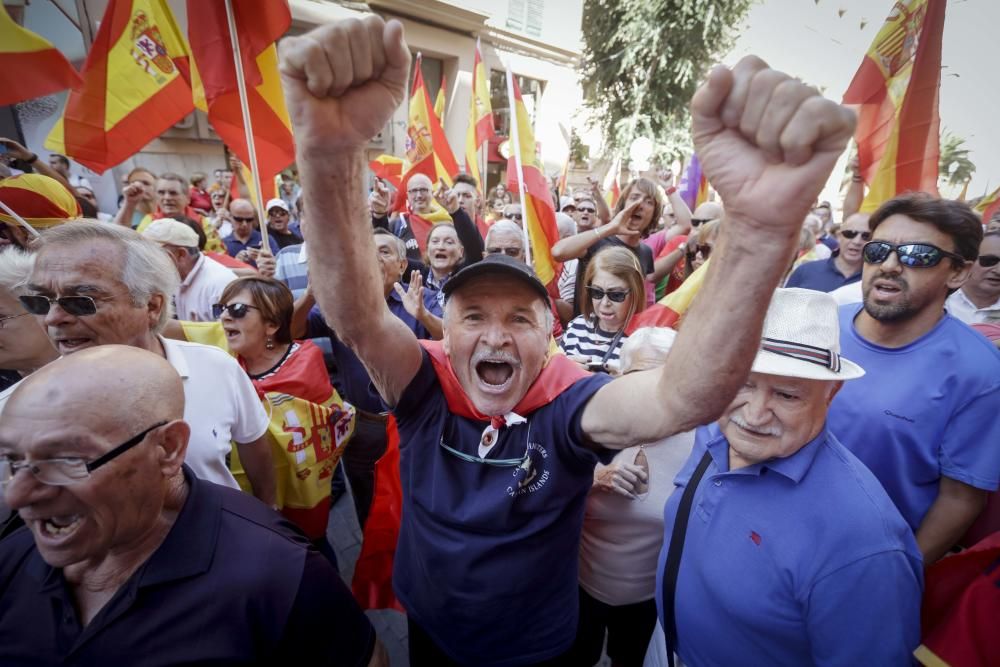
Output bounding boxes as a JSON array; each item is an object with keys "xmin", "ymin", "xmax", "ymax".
[
  {"xmin": 580, "ymin": 0, "xmax": 753, "ymax": 162},
  {"xmin": 938, "ymin": 130, "xmax": 976, "ymax": 190}
]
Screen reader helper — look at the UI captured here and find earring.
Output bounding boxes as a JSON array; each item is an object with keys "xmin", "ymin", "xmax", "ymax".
[{"xmin": 265, "ymin": 336, "xmax": 274, "ymax": 350}]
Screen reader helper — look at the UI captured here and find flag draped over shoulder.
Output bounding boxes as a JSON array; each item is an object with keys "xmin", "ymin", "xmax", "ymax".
[
  {"xmin": 678, "ymin": 154, "xmax": 708, "ymax": 211},
  {"xmin": 626, "ymin": 259, "xmax": 710, "ymax": 333},
  {"xmin": 506, "ymin": 71, "xmax": 561, "ymax": 286},
  {"xmin": 396, "ymin": 56, "xmax": 460, "ymax": 210},
  {"xmin": 464, "ymin": 40, "xmax": 495, "ymax": 191},
  {"xmin": 0, "ymin": 5, "xmax": 81, "ymax": 107},
  {"xmin": 45, "ymin": 0, "xmax": 193, "ymax": 173},
  {"xmin": 187, "ymin": 0, "xmax": 295, "ymax": 182},
  {"xmin": 843, "ymin": 0, "xmax": 945, "ymax": 211}
]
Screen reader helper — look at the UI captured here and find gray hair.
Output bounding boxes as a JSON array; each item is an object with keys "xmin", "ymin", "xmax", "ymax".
[
  {"xmin": 618, "ymin": 326, "xmax": 677, "ymax": 374},
  {"xmin": 35, "ymin": 221, "xmax": 179, "ymax": 332},
  {"xmin": 485, "ymin": 220, "xmax": 523, "ymax": 247},
  {"xmin": 555, "ymin": 212, "xmax": 577, "ymax": 238},
  {"xmin": 373, "ymin": 229, "xmax": 407, "ymax": 259},
  {"xmin": 0, "ymin": 247, "xmax": 35, "ymax": 296}
]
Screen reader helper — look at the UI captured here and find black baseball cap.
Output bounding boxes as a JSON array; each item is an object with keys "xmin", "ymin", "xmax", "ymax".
[{"xmin": 442, "ymin": 253, "xmax": 550, "ymax": 304}]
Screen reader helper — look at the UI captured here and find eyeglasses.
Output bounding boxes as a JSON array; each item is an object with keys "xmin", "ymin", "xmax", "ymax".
[
  {"xmin": 0, "ymin": 312, "xmax": 31, "ymax": 328},
  {"xmin": 438, "ymin": 437, "xmax": 529, "ymax": 468},
  {"xmin": 691, "ymin": 218, "xmax": 713, "ymax": 226},
  {"xmin": 19, "ymin": 294, "xmax": 99, "ymax": 317},
  {"xmin": 977, "ymin": 254, "xmax": 1000, "ymax": 268},
  {"xmin": 408, "ymin": 187, "xmax": 430, "ymax": 195},
  {"xmin": 862, "ymin": 241, "xmax": 966, "ymax": 268},
  {"xmin": 0, "ymin": 421, "xmax": 166, "ymax": 488},
  {"xmin": 486, "ymin": 247, "xmax": 522, "ymax": 258},
  {"xmin": 586, "ymin": 286, "xmax": 630, "ymax": 303},
  {"xmin": 577, "ymin": 206, "xmax": 596, "ymax": 214},
  {"xmin": 686, "ymin": 244, "xmax": 712, "ymax": 258},
  {"xmin": 232, "ymin": 216, "xmax": 256, "ymax": 223},
  {"xmin": 212, "ymin": 302, "xmax": 259, "ymax": 319},
  {"xmin": 840, "ymin": 230, "xmax": 872, "ymax": 241}
]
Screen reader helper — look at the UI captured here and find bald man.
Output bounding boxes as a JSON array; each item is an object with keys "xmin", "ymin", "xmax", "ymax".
[{"xmin": 0, "ymin": 346, "xmax": 384, "ymax": 666}]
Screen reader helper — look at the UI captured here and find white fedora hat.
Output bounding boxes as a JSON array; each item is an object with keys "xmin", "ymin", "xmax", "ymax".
[{"xmin": 751, "ymin": 288, "xmax": 865, "ymax": 381}]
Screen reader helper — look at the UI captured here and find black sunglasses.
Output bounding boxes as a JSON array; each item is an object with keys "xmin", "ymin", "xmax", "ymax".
[
  {"xmin": 691, "ymin": 217, "xmax": 713, "ymax": 226},
  {"xmin": 212, "ymin": 302, "xmax": 259, "ymax": 319},
  {"xmin": 586, "ymin": 286, "xmax": 630, "ymax": 303},
  {"xmin": 507, "ymin": 214, "xmax": 523, "ymax": 221},
  {"xmin": 577, "ymin": 206, "xmax": 597, "ymax": 214},
  {"xmin": 486, "ymin": 247, "xmax": 522, "ymax": 258},
  {"xmin": 232, "ymin": 216, "xmax": 256, "ymax": 223},
  {"xmin": 977, "ymin": 254, "xmax": 1000, "ymax": 268},
  {"xmin": 686, "ymin": 244, "xmax": 712, "ymax": 258},
  {"xmin": 840, "ymin": 230, "xmax": 872, "ymax": 241},
  {"xmin": 862, "ymin": 241, "xmax": 966, "ymax": 268},
  {"xmin": 19, "ymin": 294, "xmax": 98, "ymax": 316}
]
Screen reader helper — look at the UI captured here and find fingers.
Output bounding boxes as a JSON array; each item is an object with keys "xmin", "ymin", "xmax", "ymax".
[
  {"xmin": 746, "ymin": 76, "xmax": 817, "ymax": 161},
  {"xmin": 690, "ymin": 64, "xmax": 734, "ymax": 132},
  {"xmin": 393, "ymin": 282, "xmax": 406, "ymax": 299},
  {"xmin": 719, "ymin": 55, "xmax": 770, "ymax": 129},
  {"xmin": 781, "ymin": 96, "xmax": 856, "ymax": 165},
  {"xmin": 381, "ymin": 19, "xmax": 411, "ymax": 94},
  {"xmin": 620, "ymin": 462, "xmax": 648, "ymax": 483}
]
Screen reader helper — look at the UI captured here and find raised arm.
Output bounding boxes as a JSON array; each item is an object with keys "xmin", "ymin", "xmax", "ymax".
[
  {"xmin": 551, "ymin": 200, "xmax": 641, "ymax": 261},
  {"xmin": 280, "ymin": 16, "xmax": 422, "ymax": 407},
  {"xmin": 582, "ymin": 56, "xmax": 856, "ymax": 446}
]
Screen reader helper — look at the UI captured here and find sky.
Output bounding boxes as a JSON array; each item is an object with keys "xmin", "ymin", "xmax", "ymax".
[{"xmin": 725, "ymin": 0, "xmax": 999, "ymax": 206}]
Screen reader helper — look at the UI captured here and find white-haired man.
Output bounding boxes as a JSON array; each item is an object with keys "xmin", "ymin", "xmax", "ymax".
[
  {"xmin": 657, "ymin": 288, "xmax": 921, "ymax": 666},
  {"xmin": 280, "ymin": 15, "xmax": 855, "ymax": 664}
]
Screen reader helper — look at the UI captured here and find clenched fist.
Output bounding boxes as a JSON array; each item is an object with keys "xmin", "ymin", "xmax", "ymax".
[
  {"xmin": 279, "ymin": 16, "xmax": 411, "ymax": 152},
  {"xmin": 691, "ymin": 56, "xmax": 855, "ymax": 237}
]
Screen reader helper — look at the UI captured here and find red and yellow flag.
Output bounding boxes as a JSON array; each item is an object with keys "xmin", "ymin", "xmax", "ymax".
[
  {"xmin": 0, "ymin": 5, "xmax": 81, "ymax": 107},
  {"xmin": 627, "ymin": 259, "xmax": 710, "ymax": 333},
  {"xmin": 434, "ymin": 74, "xmax": 446, "ymax": 122},
  {"xmin": 0, "ymin": 174, "xmax": 81, "ymax": 229},
  {"xmin": 464, "ymin": 40, "xmax": 495, "ymax": 191},
  {"xmin": 977, "ymin": 185, "xmax": 1000, "ymax": 225},
  {"xmin": 187, "ymin": 0, "xmax": 295, "ymax": 183},
  {"xmin": 396, "ymin": 55, "xmax": 461, "ymax": 210},
  {"xmin": 44, "ymin": 0, "xmax": 193, "ymax": 173},
  {"xmin": 369, "ymin": 154, "xmax": 404, "ymax": 189},
  {"xmin": 843, "ymin": 0, "xmax": 945, "ymax": 211},
  {"xmin": 506, "ymin": 70, "xmax": 560, "ymax": 286},
  {"xmin": 603, "ymin": 157, "xmax": 622, "ymax": 209}
]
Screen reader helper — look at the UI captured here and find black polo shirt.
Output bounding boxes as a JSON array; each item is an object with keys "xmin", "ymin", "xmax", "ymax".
[{"xmin": 0, "ymin": 466, "xmax": 375, "ymax": 666}]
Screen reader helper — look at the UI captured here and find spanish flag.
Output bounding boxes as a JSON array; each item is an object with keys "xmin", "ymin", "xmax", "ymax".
[
  {"xmin": 843, "ymin": 0, "xmax": 945, "ymax": 211},
  {"xmin": 0, "ymin": 174, "xmax": 81, "ymax": 229},
  {"xmin": 397, "ymin": 54, "xmax": 460, "ymax": 210},
  {"xmin": 464, "ymin": 39, "xmax": 495, "ymax": 191},
  {"xmin": 44, "ymin": 0, "xmax": 193, "ymax": 174},
  {"xmin": 434, "ymin": 74, "xmax": 447, "ymax": 122},
  {"xmin": 626, "ymin": 259, "xmax": 710, "ymax": 333},
  {"xmin": 187, "ymin": 0, "xmax": 295, "ymax": 182},
  {"xmin": 603, "ymin": 157, "xmax": 621, "ymax": 209},
  {"xmin": 977, "ymin": 185, "xmax": 1000, "ymax": 225},
  {"xmin": 369, "ymin": 154, "xmax": 404, "ymax": 189},
  {"xmin": 506, "ymin": 69, "xmax": 561, "ymax": 286},
  {"xmin": 0, "ymin": 5, "xmax": 81, "ymax": 107}
]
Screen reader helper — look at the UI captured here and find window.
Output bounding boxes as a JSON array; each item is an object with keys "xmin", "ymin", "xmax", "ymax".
[
  {"xmin": 489, "ymin": 70, "xmax": 544, "ymax": 138},
  {"xmin": 506, "ymin": 0, "xmax": 544, "ymax": 38}
]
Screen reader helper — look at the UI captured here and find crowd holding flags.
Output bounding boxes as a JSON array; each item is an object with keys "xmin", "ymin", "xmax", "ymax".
[{"xmin": 843, "ymin": 0, "xmax": 945, "ymax": 212}]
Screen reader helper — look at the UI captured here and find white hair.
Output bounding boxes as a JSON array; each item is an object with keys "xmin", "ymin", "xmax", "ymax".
[
  {"xmin": 618, "ymin": 326, "xmax": 677, "ymax": 374},
  {"xmin": 373, "ymin": 229, "xmax": 407, "ymax": 259},
  {"xmin": 555, "ymin": 212, "xmax": 577, "ymax": 238},
  {"xmin": 35, "ymin": 221, "xmax": 179, "ymax": 332},
  {"xmin": 485, "ymin": 220, "xmax": 523, "ymax": 247},
  {"xmin": 0, "ymin": 247, "xmax": 35, "ymax": 296}
]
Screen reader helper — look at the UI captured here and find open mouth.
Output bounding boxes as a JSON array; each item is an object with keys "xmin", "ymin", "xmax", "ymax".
[
  {"xmin": 872, "ymin": 279, "xmax": 904, "ymax": 299},
  {"xmin": 476, "ymin": 360, "xmax": 514, "ymax": 390},
  {"xmin": 55, "ymin": 337, "xmax": 93, "ymax": 353},
  {"xmin": 37, "ymin": 514, "xmax": 82, "ymax": 539}
]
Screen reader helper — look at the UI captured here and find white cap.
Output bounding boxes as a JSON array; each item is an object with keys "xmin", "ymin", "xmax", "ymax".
[
  {"xmin": 559, "ymin": 195, "xmax": 575, "ymax": 211},
  {"xmin": 750, "ymin": 288, "xmax": 864, "ymax": 381},
  {"xmin": 265, "ymin": 197, "xmax": 289, "ymax": 213},
  {"xmin": 141, "ymin": 218, "xmax": 199, "ymax": 248}
]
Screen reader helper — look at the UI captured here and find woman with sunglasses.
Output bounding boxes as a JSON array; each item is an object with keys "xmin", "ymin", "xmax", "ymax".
[
  {"xmin": 683, "ymin": 218, "xmax": 720, "ymax": 282},
  {"xmin": 214, "ymin": 276, "xmax": 354, "ymax": 564},
  {"xmin": 572, "ymin": 327, "xmax": 695, "ymax": 667},
  {"xmin": 560, "ymin": 246, "xmax": 646, "ymax": 373}
]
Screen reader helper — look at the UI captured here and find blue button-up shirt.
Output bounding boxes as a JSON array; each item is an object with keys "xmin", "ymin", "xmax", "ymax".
[
  {"xmin": 785, "ymin": 256, "xmax": 861, "ymax": 292},
  {"xmin": 656, "ymin": 423, "xmax": 923, "ymax": 666}
]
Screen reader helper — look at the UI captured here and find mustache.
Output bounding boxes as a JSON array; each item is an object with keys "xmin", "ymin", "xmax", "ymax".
[
  {"xmin": 730, "ymin": 412, "xmax": 782, "ymax": 437},
  {"xmin": 472, "ymin": 349, "xmax": 521, "ymax": 368}
]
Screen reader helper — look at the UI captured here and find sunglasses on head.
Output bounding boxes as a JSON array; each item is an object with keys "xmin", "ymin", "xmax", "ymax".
[
  {"xmin": 840, "ymin": 230, "xmax": 872, "ymax": 241},
  {"xmin": 686, "ymin": 244, "xmax": 712, "ymax": 258},
  {"xmin": 586, "ymin": 286, "xmax": 630, "ymax": 303},
  {"xmin": 862, "ymin": 241, "xmax": 966, "ymax": 268},
  {"xmin": 19, "ymin": 294, "xmax": 98, "ymax": 317},
  {"xmin": 977, "ymin": 254, "xmax": 1000, "ymax": 268},
  {"xmin": 212, "ymin": 303, "xmax": 259, "ymax": 319}
]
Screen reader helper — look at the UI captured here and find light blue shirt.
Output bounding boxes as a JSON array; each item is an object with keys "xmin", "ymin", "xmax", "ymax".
[
  {"xmin": 656, "ymin": 423, "xmax": 923, "ymax": 666},
  {"xmin": 829, "ymin": 305, "xmax": 1000, "ymax": 530}
]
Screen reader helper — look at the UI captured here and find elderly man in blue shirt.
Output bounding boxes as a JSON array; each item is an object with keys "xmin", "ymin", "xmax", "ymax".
[
  {"xmin": 657, "ymin": 288, "xmax": 922, "ymax": 667},
  {"xmin": 280, "ymin": 16, "xmax": 858, "ymax": 666}
]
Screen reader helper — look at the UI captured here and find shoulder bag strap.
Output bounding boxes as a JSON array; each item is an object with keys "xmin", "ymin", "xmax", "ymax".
[{"xmin": 663, "ymin": 450, "xmax": 713, "ymax": 667}]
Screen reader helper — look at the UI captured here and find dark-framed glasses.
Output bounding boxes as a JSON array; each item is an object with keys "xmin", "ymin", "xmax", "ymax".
[
  {"xmin": 840, "ymin": 230, "xmax": 872, "ymax": 241},
  {"xmin": 977, "ymin": 254, "xmax": 1000, "ymax": 268},
  {"xmin": 19, "ymin": 294, "xmax": 99, "ymax": 317},
  {"xmin": 686, "ymin": 244, "xmax": 713, "ymax": 259},
  {"xmin": 586, "ymin": 286, "xmax": 630, "ymax": 303},
  {"xmin": 691, "ymin": 217, "xmax": 713, "ymax": 227},
  {"xmin": 577, "ymin": 206, "xmax": 597, "ymax": 214},
  {"xmin": 232, "ymin": 216, "xmax": 256, "ymax": 223},
  {"xmin": 212, "ymin": 302, "xmax": 259, "ymax": 319},
  {"xmin": 486, "ymin": 247, "xmax": 522, "ymax": 258},
  {"xmin": 0, "ymin": 421, "xmax": 166, "ymax": 488},
  {"xmin": 0, "ymin": 312, "xmax": 31, "ymax": 328},
  {"xmin": 862, "ymin": 241, "xmax": 966, "ymax": 268}
]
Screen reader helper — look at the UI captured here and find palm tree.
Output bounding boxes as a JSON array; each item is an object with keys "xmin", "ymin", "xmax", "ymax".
[{"xmin": 939, "ymin": 130, "xmax": 976, "ymax": 195}]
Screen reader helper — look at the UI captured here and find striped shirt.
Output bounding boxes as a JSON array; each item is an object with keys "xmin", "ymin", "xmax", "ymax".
[{"xmin": 560, "ymin": 315, "xmax": 628, "ymax": 371}]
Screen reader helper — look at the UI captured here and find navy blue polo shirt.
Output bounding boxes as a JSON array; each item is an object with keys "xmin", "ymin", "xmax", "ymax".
[
  {"xmin": 0, "ymin": 466, "xmax": 375, "ymax": 666},
  {"xmin": 306, "ymin": 287, "xmax": 442, "ymax": 413},
  {"xmin": 785, "ymin": 256, "xmax": 861, "ymax": 292},
  {"xmin": 656, "ymin": 424, "xmax": 923, "ymax": 666},
  {"xmin": 391, "ymin": 350, "xmax": 614, "ymax": 666},
  {"xmin": 223, "ymin": 228, "xmax": 280, "ymax": 260}
]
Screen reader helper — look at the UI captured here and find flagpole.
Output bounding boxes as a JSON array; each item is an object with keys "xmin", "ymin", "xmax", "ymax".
[
  {"xmin": 0, "ymin": 200, "xmax": 40, "ymax": 238},
  {"xmin": 505, "ymin": 67, "xmax": 532, "ymax": 269},
  {"xmin": 223, "ymin": 0, "xmax": 270, "ymax": 250}
]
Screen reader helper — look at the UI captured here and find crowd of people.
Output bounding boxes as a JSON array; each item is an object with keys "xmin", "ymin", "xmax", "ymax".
[{"xmin": 0, "ymin": 13, "xmax": 999, "ymax": 667}]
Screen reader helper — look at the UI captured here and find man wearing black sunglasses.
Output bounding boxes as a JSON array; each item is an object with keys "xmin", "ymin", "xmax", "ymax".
[
  {"xmin": 828, "ymin": 193, "xmax": 1000, "ymax": 564},
  {"xmin": 284, "ymin": 17, "xmax": 856, "ymax": 664},
  {"xmin": 945, "ymin": 231, "xmax": 1000, "ymax": 325},
  {"xmin": 786, "ymin": 212, "xmax": 870, "ymax": 292}
]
